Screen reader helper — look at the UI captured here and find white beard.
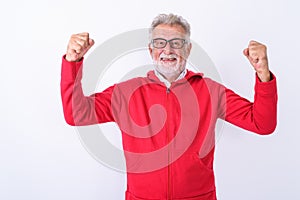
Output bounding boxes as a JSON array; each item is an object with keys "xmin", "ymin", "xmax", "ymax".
[
  {"xmin": 153, "ymin": 53, "xmax": 186, "ymax": 78},
  {"xmin": 154, "ymin": 61, "xmax": 181, "ymax": 76}
]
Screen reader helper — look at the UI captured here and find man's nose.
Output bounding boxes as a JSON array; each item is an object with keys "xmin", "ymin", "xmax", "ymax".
[{"xmin": 163, "ymin": 42, "xmax": 173, "ymax": 54}]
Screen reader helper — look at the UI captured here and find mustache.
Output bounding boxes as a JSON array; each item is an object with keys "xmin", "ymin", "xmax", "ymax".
[{"xmin": 159, "ymin": 53, "xmax": 178, "ymax": 60}]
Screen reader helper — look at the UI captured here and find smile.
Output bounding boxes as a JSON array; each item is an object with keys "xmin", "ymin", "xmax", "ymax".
[{"xmin": 159, "ymin": 54, "xmax": 178, "ymax": 64}]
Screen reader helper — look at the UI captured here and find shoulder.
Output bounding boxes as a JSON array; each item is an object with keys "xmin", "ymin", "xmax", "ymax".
[{"xmin": 186, "ymin": 70, "xmax": 222, "ymax": 86}]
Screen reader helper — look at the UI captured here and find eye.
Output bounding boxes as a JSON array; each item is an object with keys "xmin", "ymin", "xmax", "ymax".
[
  {"xmin": 170, "ymin": 39, "xmax": 184, "ymax": 48},
  {"xmin": 153, "ymin": 39, "xmax": 166, "ymax": 48},
  {"xmin": 172, "ymin": 41, "xmax": 180, "ymax": 46}
]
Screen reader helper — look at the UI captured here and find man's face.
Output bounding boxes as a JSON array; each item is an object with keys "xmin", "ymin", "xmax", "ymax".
[{"xmin": 149, "ymin": 24, "xmax": 192, "ymax": 79}]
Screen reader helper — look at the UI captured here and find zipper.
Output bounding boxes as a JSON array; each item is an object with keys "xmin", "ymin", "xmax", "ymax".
[{"xmin": 166, "ymin": 86, "xmax": 171, "ymax": 199}]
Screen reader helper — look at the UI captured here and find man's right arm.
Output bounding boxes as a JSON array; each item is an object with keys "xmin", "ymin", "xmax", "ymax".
[{"xmin": 60, "ymin": 33, "xmax": 115, "ymax": 126}]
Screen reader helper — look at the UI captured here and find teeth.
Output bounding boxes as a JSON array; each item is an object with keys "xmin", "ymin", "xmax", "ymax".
[
  {"xmin": 161, "ymin": 58, "xmax": 176, "ymax": 61},
  {"xmin": 159, "ymin": 54, "xmax": 177, "ymax": 61}
]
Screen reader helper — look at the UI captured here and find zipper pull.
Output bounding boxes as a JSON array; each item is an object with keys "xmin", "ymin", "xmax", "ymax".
[{"xmin": 166, "ymin": 87, "xmax": 170, "ymax": 93}]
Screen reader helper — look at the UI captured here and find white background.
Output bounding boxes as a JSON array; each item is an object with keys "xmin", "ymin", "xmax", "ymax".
[{"xmin": 1, "ymin": 0, "xmax": 299, "ymax": 199}]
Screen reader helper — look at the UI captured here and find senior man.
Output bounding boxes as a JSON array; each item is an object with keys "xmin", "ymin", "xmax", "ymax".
[{"xmin": 61, "ymin": 13, "xmax": 277, "ymax": 200}]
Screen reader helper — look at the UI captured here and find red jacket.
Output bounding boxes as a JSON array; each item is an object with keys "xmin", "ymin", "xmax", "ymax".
[{"xmin": 61, "ymin": 56, "xmax": 277, "ymax": 200}]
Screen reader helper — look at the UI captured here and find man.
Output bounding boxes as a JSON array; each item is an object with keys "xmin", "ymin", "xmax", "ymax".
[{"xmin": 61, "ymin": 14, "xmax": 277, "ymax": 200}]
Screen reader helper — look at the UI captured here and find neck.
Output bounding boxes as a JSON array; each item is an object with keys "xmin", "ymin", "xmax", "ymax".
[
  {"xmin": 156, "ymin": 69, "xmax": 186, "ymax": 83},
  {"xmin": 161, "ymin": 73, "xmax": 180, "ymax": 83}
]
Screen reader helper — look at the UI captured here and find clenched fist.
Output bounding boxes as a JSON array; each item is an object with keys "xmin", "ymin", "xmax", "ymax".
[
  {"xmin": 243, "ymin": 40, "xmax": 271, "ymax": 82},
  {"xmin": 66, "ymin": 32, "xmax": 95, "ymax": 62}
]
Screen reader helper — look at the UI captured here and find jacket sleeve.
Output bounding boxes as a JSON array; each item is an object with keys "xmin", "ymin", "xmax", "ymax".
[
  {"xmin": 60, "ymin": 55, "xmax": 115, "ymax": 126},
  {"xmin": 219, "ymin": 73, "xmax": 278, "ymax": 135}
]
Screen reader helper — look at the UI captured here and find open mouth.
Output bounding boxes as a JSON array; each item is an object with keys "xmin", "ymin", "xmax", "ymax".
[
  {"xmin": 159, "ymin": 56, "xmax": 178, "ymax": 64},
  {"xmin": 161, "ymin": 57, "xmax": 177, "ymax": 61}
]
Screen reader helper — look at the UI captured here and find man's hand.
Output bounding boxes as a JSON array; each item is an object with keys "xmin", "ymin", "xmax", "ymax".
[
  {"xmin": 66, "ymin": 32, "xmax": 95, "ymax": 62},
  {"xmin": 243, "ymin": 40, "xmax": 271, "ymax": 82}
]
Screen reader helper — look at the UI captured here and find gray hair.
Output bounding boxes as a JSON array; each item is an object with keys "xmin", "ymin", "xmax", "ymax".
[{"xmin": 149, "ymin": 13, "xmax": 191, "ymax": 40}]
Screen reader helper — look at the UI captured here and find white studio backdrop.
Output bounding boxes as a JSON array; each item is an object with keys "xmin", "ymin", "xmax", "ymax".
[{"xmin": 0, "ymin": 0, "xmax": 299, "ymax": 199}]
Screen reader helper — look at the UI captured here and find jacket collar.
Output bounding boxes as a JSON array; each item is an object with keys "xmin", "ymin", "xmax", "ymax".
[{"xmin": 147, "ymin": 70, "xmax": 203, "ymax": 85}]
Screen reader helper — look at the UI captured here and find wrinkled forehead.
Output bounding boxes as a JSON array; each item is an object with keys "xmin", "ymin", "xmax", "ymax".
[{"xmin": 151, "ymin": 24, "xmax": 187, "ymax": 40}]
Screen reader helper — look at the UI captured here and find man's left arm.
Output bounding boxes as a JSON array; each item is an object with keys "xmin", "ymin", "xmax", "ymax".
[{"xmin": 220, "ymin": 41, "xmax": 278, "ymax": 134}]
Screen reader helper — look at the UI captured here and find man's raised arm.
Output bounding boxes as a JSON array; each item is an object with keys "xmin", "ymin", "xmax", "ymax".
[
  {"xmin": 220, "ymin": 40, "xmax": 277, "ymax": 134},
  {"xmin": 60, "ymin": 33, "xmax": 114, "ymax": 126}
]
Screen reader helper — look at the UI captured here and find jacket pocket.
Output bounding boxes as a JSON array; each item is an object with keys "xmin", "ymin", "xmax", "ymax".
[
  {"xmin": 190, "ymin": 151, "xmax": 214, "ymax": 171},
  {"xmin": 172, "ymin": 151, "xmax": 216, "ymax": 198}
]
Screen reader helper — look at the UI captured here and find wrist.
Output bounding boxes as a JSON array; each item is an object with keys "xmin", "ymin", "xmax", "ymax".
[
  {"xmin": 65, "ymin": 54, "xmax": 82, "ymax": 62},
  {"xmin": 257, "ymin": 70, "xmax": 271, "ymax": 82}
]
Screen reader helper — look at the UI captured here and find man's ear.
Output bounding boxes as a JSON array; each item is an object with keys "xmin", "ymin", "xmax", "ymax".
[
  {"xmin": 187, "ymin": 42, "xmax": 192, "ymax": 55},
  {"xmin": 148, "ymin": 43, "xmax": 153, "ymax": 58}
]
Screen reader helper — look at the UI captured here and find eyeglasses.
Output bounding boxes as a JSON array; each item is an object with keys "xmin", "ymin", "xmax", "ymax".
[{"xmin": 151, "ymin": 38, "xmax": 187, "ymax": 49}]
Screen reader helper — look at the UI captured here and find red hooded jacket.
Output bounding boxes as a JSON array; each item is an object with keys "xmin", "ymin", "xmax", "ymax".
[{"xmin": 60, "ymin": 56, "xmax": 277, "ymax": 200}]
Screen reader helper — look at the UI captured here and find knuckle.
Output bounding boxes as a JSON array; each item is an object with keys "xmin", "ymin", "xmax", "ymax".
[
  {"xmin": 81, "ymin": 32, "xmax": 89, "ymax": 39},
  {"xmin": 71, "ymin": 33, "xmax": 79, "ymax": 39},
  {"xmin": 249, "ymin": 40, "xmax": 257, "ymax": 45}
]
